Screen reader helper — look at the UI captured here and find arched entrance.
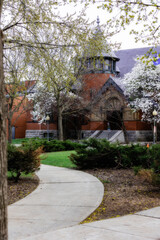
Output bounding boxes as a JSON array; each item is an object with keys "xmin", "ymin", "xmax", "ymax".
[
  {"xmin": 105, "ymin": 97, "xmax": 123, "ymax": 130},
  {"xmin": 106, "ymin": 110, "xmax": 122, "ymax": 130}
]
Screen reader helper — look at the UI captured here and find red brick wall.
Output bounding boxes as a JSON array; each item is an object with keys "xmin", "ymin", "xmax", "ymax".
[
  {"xmin": 26, "ymin": 122, "xmax": 57, "ymax": 130},
  {"xmin": 83, "ymin": 73, "xmax": 114, "ymax": 91},
  {"xmin": 7, "ymin": 81, "xmax": 36, "ymax": 139},
  {"xmin": 81, "ymin": 120, "xmax": 151, "ymax": 131},
  {"xmin": 124, "ymin": 121, "xmax": 151, "ymax": 130},
  {"xmin": 82, "ymin": 73, "xmax": 114, "ymax": 100},
  {"xmin": 10, "ymin": 99, "xmax": 28, "ymax": 139},
  {"xmin": 81, "ymin": 121, "xmax": 107, "ymax": 130}
]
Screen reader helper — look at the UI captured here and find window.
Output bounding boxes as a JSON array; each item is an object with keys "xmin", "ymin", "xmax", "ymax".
[
  {"xmin": 95, "ymin": 59, "xmax": 103, "ymax": 69},
  {"xmin": 104, "ymin": 59, "xmax": 112, "ymax": 71},
  {"xmin": 85, "ymin": 58, "xmax": 116, "ymax": 73},
  {"xmin": 113, "ymin": 61, "xmax": 116, "ymax": 72}
]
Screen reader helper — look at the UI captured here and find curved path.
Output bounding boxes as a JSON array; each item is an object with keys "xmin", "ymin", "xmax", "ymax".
[
  {"xmin": 8, "ymin": 164, "xmax": 104, "ymax": 240},
  {"xmin": 8, "ymin": 164, "xmax": 160, "ymax": 240},
  {"xmin": 25, "ymin": 207, "xmax": 160, "ymax": 240}
]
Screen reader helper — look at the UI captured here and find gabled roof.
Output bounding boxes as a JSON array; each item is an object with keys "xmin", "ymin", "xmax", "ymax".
[
  {"xmin": 95, "ymin": 76, "xmax": 124, "ymax": 101},
  {"xmin": 27, "ymin": 81, "xmax": 37, "ymax": 94},
  {"xmin": 92, "ymin": 49, "xmax": 120, "ymax": 60},
  {"xmin": 5, "ymin": 80, "xmax": 36, "ymax": 98}
]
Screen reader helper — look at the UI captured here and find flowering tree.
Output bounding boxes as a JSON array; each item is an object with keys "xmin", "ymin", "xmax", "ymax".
[
  {"xmin": 123, "ymin": 58, "xmax": 160, "ymax": 123},
  {"xmin": 31, "ymin": 85, "xmax": 83, "ymax": 141}
]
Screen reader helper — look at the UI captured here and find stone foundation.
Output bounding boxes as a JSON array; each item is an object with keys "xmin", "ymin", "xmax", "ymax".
[
  {"xmin": 81, "ymin": 130, "xmax": 154, "ymax": 142},
  {"xmin": 25, "ymin": 129, "xmax": 157, "ymax": 143},
  {"xmin": 81, "ymin": 130, "xmax": 95, "ymax": 139},
  {"xmin": 25, "ymin": 130, "xmax": 58, "ymax": 139},
  {"xmin": 127, "ymin": 131, "xmax": 153, "ymax": 142}
]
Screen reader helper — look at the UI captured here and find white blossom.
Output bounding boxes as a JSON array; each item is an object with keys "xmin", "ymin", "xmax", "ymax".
[{"xmin": 123, "ymin": 57, "xmax": 160, "ymax": 122}]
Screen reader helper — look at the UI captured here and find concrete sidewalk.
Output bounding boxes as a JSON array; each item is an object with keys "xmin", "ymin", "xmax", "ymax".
[
  {"xmin": 8, "ymin": 165, "xmax": 104, "ymax": 240},
  {"xmin": 8, "ymin": 164, "xmax": 160, "ymax": 240},
  {"xmin": 23, "ymin": 207, "xmax": 160, "ymax": 240}
]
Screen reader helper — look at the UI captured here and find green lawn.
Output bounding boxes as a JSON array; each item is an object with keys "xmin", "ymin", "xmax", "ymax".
[
  {"xmin": 11, "ymin": 137, "xmax": 42, "ymax": 144},
  {"xmin": 40, "ymin": 151, "xmax": 76, "ymax": 169},
  {"xmin": 11, "ymin": 138, "xmax": 30, "ymax": 144}
]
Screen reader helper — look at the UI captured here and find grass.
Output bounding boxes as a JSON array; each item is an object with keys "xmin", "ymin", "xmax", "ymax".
[
  {"xmin": 11, "ymin": 138, "xmax": 41, "ymax": 144},
  {"xmin": 40, "ymin": 150, "xmax": 76, "ymax": 168},
  {"xmin": 11, "ymin": 138, "xmax": 30, "ymax": 144}
]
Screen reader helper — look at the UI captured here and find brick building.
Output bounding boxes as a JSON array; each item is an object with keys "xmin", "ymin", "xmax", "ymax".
[{"xmin": 10, "ymin": 21, "xmax": 160, "ymax": 142}]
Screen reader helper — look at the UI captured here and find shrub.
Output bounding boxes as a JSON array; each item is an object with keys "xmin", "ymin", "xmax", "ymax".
[
  {"xmin": 133, "ymin": 166, "xmax": 143, "ymax": 175},
  {"xmin": 22, "ymin": 139, "xmax": 84, "ymax": 152},
  {"xmin": 116, "ymin": 144, "xmax": 149, "ymax": 168},
  {"xmin": 70, "ymin": 140, "xmax": 154, "ymax": 170},
  {"xmin": 8, "ymin": 144, "xmax": 41, "ymax": 182},
  {"xmin": 80, "ymin": 138, "xmax": 110, "ymax": 151},
  {"xmin": 148, "ymin": 144, "xmax": 160, "ymax": 173},
  {"xmin": 136, "ymin": 168, "xmax": 160, "ymax": 185},
  {"xmin": 70, "ymin": 139, "xmax": 118, "ymax": 169}
]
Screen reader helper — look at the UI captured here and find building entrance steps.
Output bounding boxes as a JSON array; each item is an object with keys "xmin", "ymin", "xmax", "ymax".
[{"xmin": 8, "ymin": 164, "xmax": 104, "ymax": 240}]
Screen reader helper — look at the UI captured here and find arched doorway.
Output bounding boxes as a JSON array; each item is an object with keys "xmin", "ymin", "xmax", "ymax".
[
  {"xmin": 105, "ymin": 97, "xmax": 123, "ymax": 130},
  {"xmin": 106, "ymin": 110, "xmax": 122, "ymax": 130}
]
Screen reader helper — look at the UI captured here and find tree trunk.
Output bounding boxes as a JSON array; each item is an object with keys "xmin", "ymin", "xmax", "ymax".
[
  {"xmin": 121, "ymin": 114, "xmax": 129, "ymax": 144},
  {"xmin": 122, "ymin": 124, "xmax": 129, "ymax": 144},
  {"xmin": 8, "ymin": 116, "xmax": 12, "ymax": 144},
  {"xmin": 0, "ymin": 24, "xmax": 8, "ymax": 240},
  {"xmin": 58, "ymin": 107, "xmax": 63, "ymax": 141}
]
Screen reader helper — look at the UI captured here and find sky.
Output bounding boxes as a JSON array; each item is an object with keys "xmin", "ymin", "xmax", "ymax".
[
  {"xmin": 85, "ymin": 5, "xmax": 148, "ymax": 50},
  {"xmin": 58, "ymin": 2, "xmax": 156, "ymax": 50}
]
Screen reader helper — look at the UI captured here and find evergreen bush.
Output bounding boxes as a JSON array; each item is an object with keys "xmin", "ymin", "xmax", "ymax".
[
  {"xmin": 22, "ymin": 139, "xmax": 84, "ymax": 152},
  {"xmin": 8, "ymin": 144, "xmax": 41, "ymax": 182},
  {"xmin": 69, "ymin": 139, "xmax": 157, "ymax": 170},
  {"xmin": 148, "ymin": 144, "xmax": 160, "ymax": 173},
  {"xmin": 116, "ymin": 144, "xmax": 149, "ymax": 168},
  {"xmin": 70, "ymin": 139, "xmax": 118, "ymax": 169}
]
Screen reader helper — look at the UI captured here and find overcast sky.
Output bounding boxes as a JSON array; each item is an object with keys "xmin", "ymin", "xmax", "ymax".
[
  {"xmin": 85, "ymin": 5, "xmax": 148, "ymax": 50},
  {"xmin": 58, "ymin": 2, "xmax": 155, "ymax": 50}
]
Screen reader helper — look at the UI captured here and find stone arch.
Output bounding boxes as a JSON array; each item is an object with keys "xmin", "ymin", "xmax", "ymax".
[{"xmin": 105, "ymin": 96, "xmax": 123, "ymax": 111}]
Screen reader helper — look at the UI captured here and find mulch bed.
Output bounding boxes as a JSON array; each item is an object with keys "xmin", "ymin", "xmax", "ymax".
[
  {"xmin": 8, "ymin": 176, "xmax": 39, "ymax": 205},
  {"xmin": 81, "ymin": 169, "xmax": 160, "ymax": 223}
]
